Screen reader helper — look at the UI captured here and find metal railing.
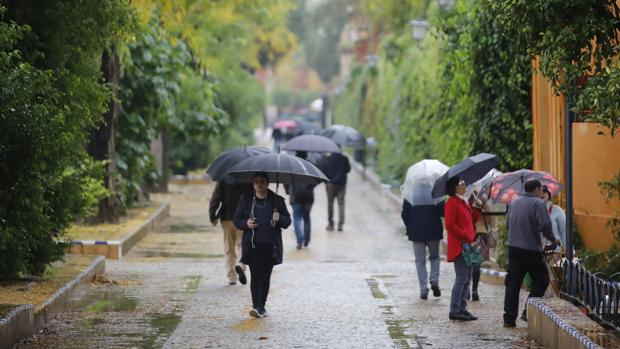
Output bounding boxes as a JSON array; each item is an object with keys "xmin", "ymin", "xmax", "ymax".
[{"xmin": 561, "ymin": 260, "xmax": 620, "ymax": 333}]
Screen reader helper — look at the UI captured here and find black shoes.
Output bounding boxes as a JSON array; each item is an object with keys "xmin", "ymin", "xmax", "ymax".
[
  {"xmin": 249, "ymin": 308, "xmax": 260, "ymax": 318},
  {"xmin": 503, "ymin": 322, "xmax": 516, "ymax": 328},
  {"xmin": 521, "ymin": 309, "xmax": 528, "ymax": 322},
  {"xmin": 258, "ymin": 306, "xmax": 269, "ymax": 317},
  {"xmin": 449, "ymin": 312, "xmax": 478, "ymax": 321},
  {"xmin": 326, "ymin": 224, "xmax": 334, "ymax": 231},
  {"xmin": 235, "ymin": 265, "xmax": 247, "ymax": 285},
  {"xmin": 431, "ymin": 283, "xmax": 441, "ymax": 297},
  {"xmin": 462, "ymin": 311, "xmax": 478, "ymax": 320},
  {"xmin": 296, "ymin": 243, "xmax": 302, "ymax": 250},
  {"xmin": 471, "ymin": 289, "xmax": 479, "ymax": 301},
  {"xmin": 337, "ymin": 225, "xmax": 343, "ymax": 232},
  {"xmin": 420, "ymin": 291, "xmax": 428, "ymax": 300}
]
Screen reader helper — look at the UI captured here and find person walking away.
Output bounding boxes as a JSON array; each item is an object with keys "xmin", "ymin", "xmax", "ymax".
[
  {"xmin": 287, "ymin": 151, "xmax": 317, "ymax": 249},
  {"xmin": 234, "ymin": 172, "xmax": 291, "ymax": 318},
  {"xmin": 470, "ymin": 191, "xmax": 493, "ymax": 301},
  {"xmin": 401, "ymin": 199, "xmax": 445, "ymax": 299},
  {"xmin": 209, "ymin": 181, "xmax": 252, "ymax": 285},
  {"xmin": 325, "ymin": 149, "xmax": 350, "ymax": 231},
  {"xmin": 503, "ymin": 179, "xmax": 559, "ymax": 327},
  {"xmin": 445, "ymin": 176, "xmax": 481, "ymax": 321}
]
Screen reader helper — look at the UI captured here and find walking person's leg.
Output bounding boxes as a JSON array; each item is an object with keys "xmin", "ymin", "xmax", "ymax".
[
  {"xmin": 326, "ymin": 185, "xmax": 335, "ymax": 230},
  {"xmin": 471, "ymin": 264, "xmax": 481, "ymax": 301},
  {"xmin": 521, "ymin": 250, "xmax": 550, "ymax": 321},
  {"xmin": 459, "ymin": 264, "xmax": 472, "ymax": 314},
  {"xmin": 221, "ymin": 220, "xmax": 238, "ymax": 284},
  {"xmin": 303, "ymin": 203, "xmax": 312, "ymax": 246},
  {"xmin": 260, "ymin": 260, "xmax": 275, "ymax": 315},
  {"xmin": 336, "ymin": 185, "xmax": 346, "ymax": 231},
  {"xmin": 232, "ymin": 224, "xmax": 247, "ymax": 285},
  {"xmin": 428, "ymin": 240, "xmax": 441, "ymax": 297},
  {"xmin": 450, "ymin": 255, "xmax": 469, "ymax": 317},
  {"xmin": 503, "ymin": 247, "xmax": 528, "ymax": 326},
  {"xmin": 291, "ymin": 203, "xmax": 304, "ymax": 249},
  {"xmin": 248, "ymin": 251, "xmax": 261, "ymax": 318},
  {"xmin": 413, "ymin": 241, "xmax": 429, "ymax": 299}
]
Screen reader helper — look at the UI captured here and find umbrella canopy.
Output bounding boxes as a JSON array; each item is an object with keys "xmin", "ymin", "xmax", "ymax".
[
  {"xmin": 273, "ymin": 119, "xmax": 298, "ymax": 129},
  {"xmin": 431, "ymin": 153, "xmax": 499, "ymax": 198},
  {"xmin": 226, "ymin": 153, "xmax": 329, "ymax": 186},
  {"xmin": 468, "ymin": 168, "xmax": 503, "ymax": 199},
  {"xmin": 489, "ymin": 169, "xmax": 562, "ymax": 204},
  {"xmin": 206, "ymin": 146, "xmax": 271, "ymax": 184},
  {"xmin": 401, "ymin": 160, "xmax": 449, "ymax": 206},
  {"xmin": 281, "ymin": 134, "xmax": 341, "ymax": 153},
  {"xmin": 297, "ymin": 120, "xmax": 322, "ymax": 135},
  {"xmin": 321, "ymin": 124, "xmax": 366, "ymax": 148}
]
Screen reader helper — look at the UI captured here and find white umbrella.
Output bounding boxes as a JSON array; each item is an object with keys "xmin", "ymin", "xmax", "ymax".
[
  {"xmin": 468, "ymin": 168, "xmax": 503, "ymax": 200},
  {"xmin": 401, "ymin": 160, "xmax": 449, "ymax": 206}
]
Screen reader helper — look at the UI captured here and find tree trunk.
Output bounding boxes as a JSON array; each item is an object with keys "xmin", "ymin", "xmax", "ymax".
[
  {"xmin": 87, "ymin": 47, "xmax": 120, "ymax": 223},
  {"xmin": 157, "ymin": 129, "xmax": 169, "ymax": 193}
]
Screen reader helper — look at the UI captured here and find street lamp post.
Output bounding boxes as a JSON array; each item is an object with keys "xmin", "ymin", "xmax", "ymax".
[{"xmin": 409, "ymin": 19, "xmax": 429, "ymax": 41}]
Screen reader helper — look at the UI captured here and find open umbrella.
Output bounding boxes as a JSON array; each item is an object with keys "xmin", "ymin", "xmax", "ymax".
[
  {"xmin": 431, "ymin": 153, "xmax": 499, "ymax": 198},
  {"xmin": 321, "ymin": 124, "xmax": 366, "ymax": 148},
  {"xmin": 206, "ymin": 146, "xmax": 271, "ymax": 184},
  {"xmin": 468, "ymin": 168, "xmax": 503, "ymax": 198},
  {"xmin": 489, "ymin": 169, "xmax": 562, "ymax": 204},
  {"xmin": 401, "ymin": 160, "xmax": 449, "ymax": 206},
  {"xmin": 226, "ymin": 153, "xmax": 329, "ymax": 186},
  {"xmin": 273, "ymin": 119, "xmax": 298, "ymax": 129},
  {"xmin": 281, "ymin": 134, "xmax": 341, "ymax": 153}
]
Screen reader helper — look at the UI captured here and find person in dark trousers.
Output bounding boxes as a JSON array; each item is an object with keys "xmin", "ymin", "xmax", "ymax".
[
  {"xmin": 401, "ymin": 199, "xmax": 445, "ymax": 299},
  {"xmin": 325, "ymin": 149, "xmax": 351, "ymax": 231},
  {"xmin": 234, "ymin": 172, "xmax": 291, "ymax": 318},
  {"xmin": 287, "ymin": 151, "xmax": 317, "ymax": 249},
  {"xmin": 445, "ymin": 176, "xmax": 481, "ymax": 321},
  {"xmin": 503, "ymin": 179, "xmax": 559, "ymax": 327},
  {"xmin": 209, "ymin": 181, "xmax": 253, "ymax": 285}
]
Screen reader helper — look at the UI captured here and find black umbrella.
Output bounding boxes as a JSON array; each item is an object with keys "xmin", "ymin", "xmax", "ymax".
[
  {"xmin": 226, "ymin": 153, "xmax": 330, "ymax": 186},
  {"xmin": 321, "ymin": 124, "xmax": 366, "ymax": 148},
  {"xmin": 206, "ymin": 146, "xmax": 271, "ymax": 183},
  {"xmin": 431, "ymin": 153, "xmax": 499, "ymax": 198},
  {"xmin": 281, "ymin": 134, "xmax": 341, "ymax": 153}
]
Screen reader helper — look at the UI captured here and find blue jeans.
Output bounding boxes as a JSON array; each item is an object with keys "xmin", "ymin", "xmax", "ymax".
[
  {"xmin": 413, "ymin": 240, "xmax": 440, "ymax": 295},
  {"xmin": 292, "ymin": 203, "xmax": 312, "ymax": 245},
  {"xmin": 450, "ymin": 254, "xmax": 472, "ymax": 315}
]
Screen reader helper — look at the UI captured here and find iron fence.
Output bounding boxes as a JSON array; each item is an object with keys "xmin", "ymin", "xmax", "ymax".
[{"xmin": 561, "ymin": 260, "xmax": 620, "ymax": 333}]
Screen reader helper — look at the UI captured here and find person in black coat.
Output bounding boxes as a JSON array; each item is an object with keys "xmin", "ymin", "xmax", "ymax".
[
  {"xmin": 286, "ymin": 151, "xmax": 317, "ymax": 249},
  {"xmin": 234, "ymin": 172, "xmax": 291, "ymax": 318},
  {"xmin": 401, "ymin": 200, "xmax": 445, "ymax": 299},
  {"xmin": 325, "ymin": 149, "xmax": 351, "ymax": 231}
]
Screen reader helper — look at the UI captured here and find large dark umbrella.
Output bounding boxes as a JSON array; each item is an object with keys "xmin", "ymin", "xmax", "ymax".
[
  {"xmin": 321, "ymin": 124, "xmax": 366, "ymax": 148},
  {"xmin": 431, "ymin": 153, "xmax": 499, "ymax": 198},
  {"xmin": 489, "ymin": 169, "xmax": 562, "ymax": 204},
  {"xmin": 281, "ymin": 134, "xmax": 341, "ymax": 153},
  {"xmin": 226, "ymin": 153, "xmax": 329, "ymax": 186},
  {"xmin": 206, "ymin": 146, "xmax": 271, "ymax": 183}
]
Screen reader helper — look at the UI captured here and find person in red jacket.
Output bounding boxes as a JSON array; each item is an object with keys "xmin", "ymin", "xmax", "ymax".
[{"xmin": 445, "ymin": 176, "xmax": 481, "ymax": 321}]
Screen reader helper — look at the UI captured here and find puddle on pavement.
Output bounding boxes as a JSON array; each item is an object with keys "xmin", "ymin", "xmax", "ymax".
[
  {"xmin": 84, "ymin": 292, "xmax": 139, "ymax": 313},
  {"xmin": 366, "ymin": 278, "xmax": 387, "ymax": 299},
  {"xmin": 386, "ymin": 319, "xmax": 418, "ymax": 348},
  {"xmin": 139, "ymin": 313, "xmax": 183, "ymax": 349},
  {"xmin": 181, "ymin": 275, "xmax": 201, "ymax": 293},
  {"xmin": 233, "ymin": 319, "xmax": 262, "ymax": 332},
  {"xmin": 78, "ymin": 317, "xmax": 105, "ymax": 330}
]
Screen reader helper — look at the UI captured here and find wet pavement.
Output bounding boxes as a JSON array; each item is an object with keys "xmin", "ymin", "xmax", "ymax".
[{"xmin": 17, "ymin": 168, "xmax": 534, "ymax": 349}]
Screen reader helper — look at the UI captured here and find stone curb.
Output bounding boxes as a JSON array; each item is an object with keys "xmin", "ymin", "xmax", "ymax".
[
  {"xmin": 528, "ymin": 298, "xmax": 603, "ymax": 349},
  {"xmin": 68, "ymin": 202, "xmax": 170, "ymax": 259},
  {"xmin": 0, "ymin": 256, "xmax": 105, "ymax": 349}
]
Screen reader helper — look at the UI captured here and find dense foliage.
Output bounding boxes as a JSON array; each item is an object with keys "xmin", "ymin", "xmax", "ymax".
[{"xmin": 0, "ymin": 1, "xmax": 135, "ymax": 277}]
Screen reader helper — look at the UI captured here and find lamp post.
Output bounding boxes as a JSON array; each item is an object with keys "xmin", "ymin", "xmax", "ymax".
[
  {"xmin": 437, "ymin": 0, "xmax": 456, "ymax": 10},
  {"xmin": 409, "ymin": 19, "xmax": 429, "ymax": 41}
]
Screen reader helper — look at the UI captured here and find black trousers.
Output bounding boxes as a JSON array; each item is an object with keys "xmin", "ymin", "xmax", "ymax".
[
  {"xmin": 249, "ymin": 243, "xmax": 275, "ymax": 309},
  {"xmin": 503, "ymin": 246, "xmax": 549, "ymax": 323}
]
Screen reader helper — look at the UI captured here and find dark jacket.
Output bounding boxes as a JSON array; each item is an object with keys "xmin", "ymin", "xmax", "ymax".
[
  {"xmin": 507, "ymin": 192, "xmax": 554, "ymax": 252},
  {"xmin": 209, "ymin": 182, "xmax": 252, "ymax": 222},
  {"xmin": 233, "ymin": 190, "xmax": 291, "ymax": 265},
  {"xmin": 327, "ymin": 153, "xmax": 351, "ymax": 186},
  {"xmin": 401, "ymin": 200, "xmax": 445, "ymax": 242},
  {"xmin": 286, "ymin": 183, "xmax": 316, "ymax": 204}
]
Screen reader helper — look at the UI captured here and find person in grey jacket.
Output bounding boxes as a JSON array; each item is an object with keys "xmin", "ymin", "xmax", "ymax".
[{"xmin": 503, "ymin": 179, "xmax": 560, "ymax": 327}]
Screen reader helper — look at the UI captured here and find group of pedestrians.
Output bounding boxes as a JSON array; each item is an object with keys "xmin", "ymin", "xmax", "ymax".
[
  {"xmin": 402, "ymin": 176, "xmax": 564, "ymax": 326},
  {"xmin": 208, "ymin": 150, "xmax": 350, "ymax": 318}
]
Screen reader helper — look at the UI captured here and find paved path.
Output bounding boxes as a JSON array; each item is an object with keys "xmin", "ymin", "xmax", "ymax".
[{"xmin": 17, "ymin": 169, "xmax": 534, "ymax": 349}]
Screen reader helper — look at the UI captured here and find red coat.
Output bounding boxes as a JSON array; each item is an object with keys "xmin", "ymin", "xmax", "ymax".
[{"xmin": 445, "ymin": 196, "xmax": 480, "ymax": 262}]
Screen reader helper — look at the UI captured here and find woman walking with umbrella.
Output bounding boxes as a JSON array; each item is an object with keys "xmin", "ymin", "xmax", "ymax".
[{"xmin": 234, "ymin": 172, "xmax": 291, "ymax": 318}]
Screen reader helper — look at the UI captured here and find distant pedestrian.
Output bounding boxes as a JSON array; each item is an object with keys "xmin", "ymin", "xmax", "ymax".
[
  {"xmin": 234, "ymin": 172, "xmax": 291, "ymax": 318},
  {"xmin": 470, "ymin": 192, "xmax": 493, "ymax": 301},
  {"xmin": 401, "ymin": 199, "xmax": 445, "ymax": 299},
  {"xmin": 540, "ymin": 185, "xmax": 566, "ymax": 249},
  {"xmin": 286, "ymin": 151, "xmax": 317, "ymax": 249},
  {"xmin": 209, "ymin": 181, "xmax": 253, "ymax": 285},
  {"xmin": 325, "ymin": 148, "xmax": 350, "ymax": 231},
  {"xmin": 445, "ymin": 176, "xmax": 481, "ymax": 321},
  {"xmin": 503, "ymin": 179, "xmax": 559, "ymax": 327}
]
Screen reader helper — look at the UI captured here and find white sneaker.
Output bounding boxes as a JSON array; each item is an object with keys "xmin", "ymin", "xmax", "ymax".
[{"xmin": 249, "ymin": 308, "xmax": 260, "ymax": 318}]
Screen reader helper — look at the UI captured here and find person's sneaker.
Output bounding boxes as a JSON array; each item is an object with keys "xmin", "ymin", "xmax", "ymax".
[
  {"xmin": 431, "ymin": 283, "xmax": 441, "ymax": 297},
  {"xmin": 258, "ymin": 306, "xmax": 269, "ymax": 317},
  {"xmin": 462, "ymin": 311, "xmax": 478, "ymax": 320},
  {"xmin": 503, "ymin": 322, "xmax": 516, "ymax": 328},
  {"xmin": 337, "ymin": 225, "xmax": 343, "ymax": 232},
  {"xmin": 296, "ymin": 243, "xmax": 302, "ymax": 250},
  {"xmin": 521, "ymin": 309, "xmax": 528, "ymax": 322},
  {"xmin": 235, "ymin": 265, "xmax": 247, "ymax": 285},
  {"xmin": 449, "ymin": 313, "xmax": 474, "ymax": 321},
  {"xmin": 326, "ymin": 224, "xmax": 334, "ymax": 231},
  {"xmin": 420, "ymin": 291, "xmax": 428, "ymax": 300},
  {"xmin": 249, "ymin": 308, "xmax": 261, "ymax": 319},
  {"xmin": 471, "ymin": 289, "xmax": 479, "ymax": 301},
  {"xmin": 228, "ymin": 281, "xmax": 236, "ymax": 285},
  {"xmin": 303, "ymin": 241, "xmax": 309, "ymax": 247}
]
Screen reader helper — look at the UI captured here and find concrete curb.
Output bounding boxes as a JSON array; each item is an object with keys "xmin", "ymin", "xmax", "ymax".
[
  {"xmin": 527, "ymin": 298, "xmax": 604, "ymax": 349},
  {"xmin": 69, "ymin": 202, "xmax": 170, "ymax": 259},
  {"xmin": 0, "ymin": 256, "xmax": 105, "ymax": 349}
]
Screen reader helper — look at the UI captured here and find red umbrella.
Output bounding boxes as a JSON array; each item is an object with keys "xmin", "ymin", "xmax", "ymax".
[
  {"xmin": 489, "ymin": 169, "xmax": 562, "ymax": 204},
  {"xmin": 273, "ymin": 119, "xmax": 298, "ymax": 129}
]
